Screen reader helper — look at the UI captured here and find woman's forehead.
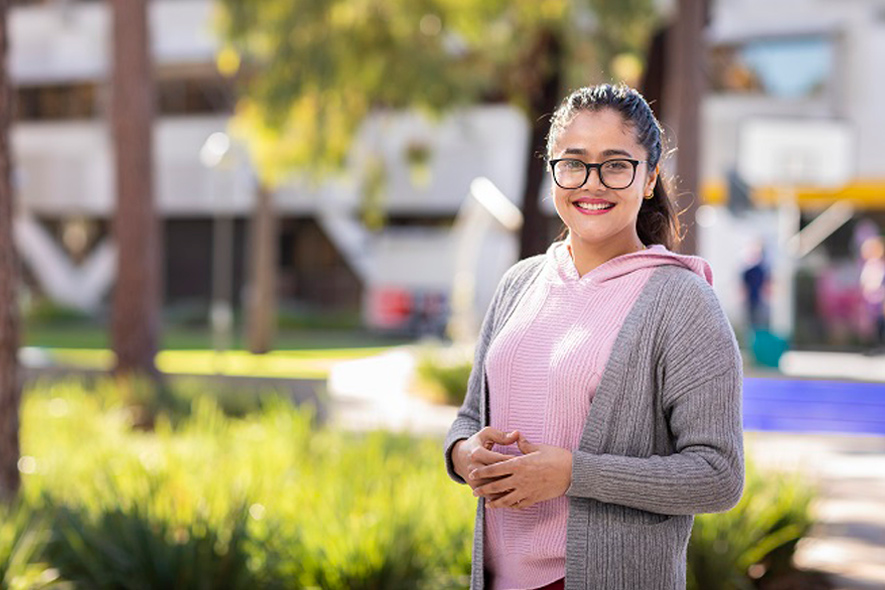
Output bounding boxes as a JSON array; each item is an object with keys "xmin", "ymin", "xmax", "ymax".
[{"xmin": 554, "ymin": 109, "xmax": 641, "ymax": 155}]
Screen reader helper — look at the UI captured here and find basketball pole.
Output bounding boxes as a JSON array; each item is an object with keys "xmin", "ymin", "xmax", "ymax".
[{"xmin": 772, "ymin": 185, "xmax": 801, "ymax": 341}]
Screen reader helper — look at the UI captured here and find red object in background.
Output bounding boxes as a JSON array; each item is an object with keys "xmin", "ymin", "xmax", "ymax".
[{"xmin": 368, "ymin": 287, "xmax": 412, "ymax": 329}]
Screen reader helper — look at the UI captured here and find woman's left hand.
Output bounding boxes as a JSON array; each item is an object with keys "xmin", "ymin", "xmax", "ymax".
[{"xmin": 469, "ymin": 435, "xmax": 572, "ymax": 509}]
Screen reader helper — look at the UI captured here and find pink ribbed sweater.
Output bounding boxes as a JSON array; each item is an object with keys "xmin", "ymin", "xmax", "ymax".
[{"xmin": 484, "ymin": 240, "xmax": 712, "ymax": 590}]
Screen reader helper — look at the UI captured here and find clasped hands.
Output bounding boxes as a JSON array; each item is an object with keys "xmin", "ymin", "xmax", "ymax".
[{"xmin": 452, "ymin": 427, "xmax": 573, "ymax": 510}]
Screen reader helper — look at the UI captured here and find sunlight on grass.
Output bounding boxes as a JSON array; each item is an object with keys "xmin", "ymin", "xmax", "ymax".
[{"xmin": 42, "ymin": 347, "xmax": 396, "ymax": 379}]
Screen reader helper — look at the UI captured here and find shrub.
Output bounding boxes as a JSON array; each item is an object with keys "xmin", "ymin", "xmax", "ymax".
[
  {"xmin": 687, "ymin": 461, "xmax": 816, "ymax": 590},
  {"xmin": 21, "ymin": 382, "xmax": 474, "ymax": 588},
  {"xmin": 23, "ymin": 299, "xmax": 92, "ymax": 326},
  {"xmin": 19, "ymin": 380, "xmax": 818, "ymax": 589},
  {"xmin": 0, "ymin": 500, "xmax": 65, "ymax": 590},
  {"xmin": 276, "ymin": 304, "xmax": 362, "ymax": 331},
  {"xmin": 414, "ymin": 345, "xmax": 472, "ymax": 406},
  {"xmin": 46, "ymin": 501, "xmax": 263, "ymax": 590}
]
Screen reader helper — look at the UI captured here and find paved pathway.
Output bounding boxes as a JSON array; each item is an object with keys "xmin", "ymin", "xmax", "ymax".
[{"xmin": 746, "ymin": 432, "xmax": 885, "ymax": 590}]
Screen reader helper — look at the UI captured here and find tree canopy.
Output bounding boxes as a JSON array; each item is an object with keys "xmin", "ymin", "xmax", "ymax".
[{"xmin": 216, "ymin": 0, "xmax": 658, "ymax": 188}]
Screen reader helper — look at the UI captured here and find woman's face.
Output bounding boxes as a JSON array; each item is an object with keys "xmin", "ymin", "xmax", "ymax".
[{"xmin": 549, "ymin": 108, "xmax": 657, "ymax": 250}]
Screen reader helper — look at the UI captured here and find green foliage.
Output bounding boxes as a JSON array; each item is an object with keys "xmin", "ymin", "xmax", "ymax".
[
  {"xmin": 20, "ymin": 382, "xmax": 474, "ymax": 588},
  {"xmin": 171, "ymin": 378, "xmax": 291, "ymax": 420},
  {"xmin": 214, "ymin": 0, "xmax": 659, "ymax": 187},
  {"xmin": 163, "ymin": 299, "xmax": 213, "ymax": 329},
  {"xmin": 275, "ymin": 304, "xmax": 363, "ymax": 331},
  {"xmin": 581, "ymin": 0, "xmax": 658, "ymax": 80},
  {"xmin": 414, "ymin": 345, "xmax": 472, "ymax": 406},
  {"xmin": 0, "ymin": 500, "xmax": 65, "ymax": 590},
  {"xmin": 46, "ymin": 501, "xmax": 258, "ymax": 590},
  {"xmin": 216, "ymin": 0, "xmax": 477, "ymax": 185},
  {"xmin": 22, "ymin": 299, "xmax": 92, "ymax": 326},
  {"xmin": 15, "ymin": 380, "xmax": 815, "ymax": 588},
  {"xmin": 687, "ymin": 462, "xmax": 816, "ymax": 590}
]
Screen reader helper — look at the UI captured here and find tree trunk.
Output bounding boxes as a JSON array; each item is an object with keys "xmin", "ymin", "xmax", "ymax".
[
  {"xmin": 110, "ymin": 0, "xmax": 160, "ymax": 376},
  {"xmin": 519, "ymin": 29, "xmax": 563, "ymax": 260},
  {"xmin": 0, "ymin": 0, "xmax": 22, "ymax": 503},
  {"xmin": 640, "ymin": 26, "xmax": 668, "ymax": 120},
  {"xmin": 664, "ymin": 0, "xmax": 706, "ymax": 255},
  {"xmin": 246, "ymin": 183, "xmax": 277, "ymax": 354}
]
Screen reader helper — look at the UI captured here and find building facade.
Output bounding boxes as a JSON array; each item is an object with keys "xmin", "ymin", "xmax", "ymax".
[{"xmin": 11, "ymin": 0, "xmax": 885, "ymax": 345}]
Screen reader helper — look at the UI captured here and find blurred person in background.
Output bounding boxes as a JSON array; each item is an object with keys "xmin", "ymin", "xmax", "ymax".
[
  {"xmin": 444, "ymin": 84, "xmax": 744, "ymax": 590},
  {"xmin": 815, "ymin": 260, "xmax": 864, "ymax": 348},
  {"xmin": 740, "ymin": 239, "xmax": 770, "ymax": 331},
  {"xmin": 859, "ymin": 235, "xmax": 885, "ymax": 353}
]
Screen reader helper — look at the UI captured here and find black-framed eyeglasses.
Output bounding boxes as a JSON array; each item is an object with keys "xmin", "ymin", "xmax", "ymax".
[{"xmin": 548, "ymin": 158, "xmax": 646, "ymax": 190}]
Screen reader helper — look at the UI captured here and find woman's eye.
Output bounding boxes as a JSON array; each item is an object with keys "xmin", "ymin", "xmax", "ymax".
[
  {"xmin": 564, "ymin": 160, "xmax": 584, "ymax": 169},
  {"xmin": 606, "ymin": 161, "xmax": 630, "ymax": 170}
]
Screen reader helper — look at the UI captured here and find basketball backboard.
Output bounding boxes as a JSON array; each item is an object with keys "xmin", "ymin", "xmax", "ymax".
[{"xmin": 737, "ymin": 117, "xmax": 854, "ymax": 189}]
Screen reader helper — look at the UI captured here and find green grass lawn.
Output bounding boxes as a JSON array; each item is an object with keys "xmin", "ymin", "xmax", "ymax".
[
  {"xmin": 24, "ymin": 323, "xmax": 411, "ymax": 351},
  {"xmin": 42, "ymin": 347, "xmax": 400, "ymax": 379},
  {"xmin": 23, "ymin": 323, "xmax": 415, "ymax": 379}
]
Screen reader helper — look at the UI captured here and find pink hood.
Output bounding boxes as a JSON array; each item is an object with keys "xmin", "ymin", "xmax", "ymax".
[{"xmin": 547, "ymin": 240, "xmax": 714, "ymax": 286}]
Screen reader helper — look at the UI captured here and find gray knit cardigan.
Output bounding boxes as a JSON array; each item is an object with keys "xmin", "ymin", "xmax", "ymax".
[{"xmin": 444, "ymin": 254, "xmax": 744, "ymax": 590}]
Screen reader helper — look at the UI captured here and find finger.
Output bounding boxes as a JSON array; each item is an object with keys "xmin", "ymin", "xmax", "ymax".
[
  {"xmin": 473, "ymin": 476, "xmax": 514, "ymax": 498},
  {"xmin": 487, "ymin": 489, "xmax": 520, "ymax": 509},
  {"xmin": 465, "ymin": 471, "xmax": 509, "ymax": 488},
  {"xmin": 470, "ymin": 456, "xmax": 520, "ymax": 480},
  {"xmin": 469, "ymin": 447, "xmax": 512, "ymax": 466},
  {"xmin": 467, "ymin": 476, "xmax": 506, "ymax": 491},
  {"xmin": 479, "ymin": 428, "xmax": 520, "ymax": 447},
  {"xmin": 516, "ymin": 435, "xmax": 540, "ymax": 454}
]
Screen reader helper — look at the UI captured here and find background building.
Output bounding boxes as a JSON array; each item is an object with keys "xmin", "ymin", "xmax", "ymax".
[{"xmin": 10, "ymin": 0, "xmax": 885, "ymax": 346}]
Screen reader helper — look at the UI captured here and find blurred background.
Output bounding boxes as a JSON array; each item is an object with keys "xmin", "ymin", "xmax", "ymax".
[{"xmin": 0, "ymin": 0, "xmax": 884, "ymax": 589}]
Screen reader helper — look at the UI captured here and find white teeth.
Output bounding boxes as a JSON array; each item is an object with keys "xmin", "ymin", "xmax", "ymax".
[{"xmin": 575, "ymin": 202, "xmax": 614, "ymax": 211}]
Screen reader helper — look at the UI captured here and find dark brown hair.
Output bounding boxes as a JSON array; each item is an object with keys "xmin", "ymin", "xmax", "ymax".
[{"xmin": 546, "ymin": 83, "xmax": 681, "ymax": 250}]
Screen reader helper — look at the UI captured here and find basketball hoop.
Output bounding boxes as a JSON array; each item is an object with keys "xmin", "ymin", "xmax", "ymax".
[
  {"xmin": 738, "ymin": 117, "xmax": 854, "ymax": 189},
  {"xmin": 736, "ymin": 117, "xmax": 855, "ymax": 345}
]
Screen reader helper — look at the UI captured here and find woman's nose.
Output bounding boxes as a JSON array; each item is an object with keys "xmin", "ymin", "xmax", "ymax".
[{"xmin": 583, "ymin": 167, "xmax": 605, "ymax": 190}]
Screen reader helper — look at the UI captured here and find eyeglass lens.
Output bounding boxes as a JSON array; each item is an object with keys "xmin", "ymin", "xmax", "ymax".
[{"xmin": 553, "ymin": 159, "xmax": 636, "ymax": 189}]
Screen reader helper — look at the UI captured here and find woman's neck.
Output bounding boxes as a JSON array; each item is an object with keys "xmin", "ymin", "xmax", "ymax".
[{"xmin": 567, "ymin": 235, "xmax": 647, "ymax": 277}]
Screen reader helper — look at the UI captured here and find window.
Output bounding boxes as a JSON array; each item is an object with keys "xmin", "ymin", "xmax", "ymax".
[
  {"xmin": 15, "ymin": 84, "xmax": 98, "ymax": 120},
  {"xmin": 157, "ymin": 76, "xmax": 235, "ymax": 115},
  {"xmin": 710, "ymin": 35, "xmax": 834, "ymax": 99}
]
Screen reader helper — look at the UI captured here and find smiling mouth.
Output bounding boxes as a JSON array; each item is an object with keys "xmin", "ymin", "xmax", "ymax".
[{"xmin": 574, "ymin": 202, "xmax": 615, "ymax": 211}]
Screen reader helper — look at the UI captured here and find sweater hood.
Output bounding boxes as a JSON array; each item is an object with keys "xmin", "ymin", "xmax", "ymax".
[{"xmin": 546, "ymin": 240, "xmax": 714, "ymax": 286}]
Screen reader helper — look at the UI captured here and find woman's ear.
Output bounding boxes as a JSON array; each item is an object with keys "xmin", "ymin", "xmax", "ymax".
[{"xmin": 644, "ymin": 165, "xmax": 659, "ymax": 196}]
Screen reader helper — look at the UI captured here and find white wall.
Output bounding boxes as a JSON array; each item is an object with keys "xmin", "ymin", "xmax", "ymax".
[{"xmin": 10, "ymin": 0, "xmax": 218, "ymax": 84}]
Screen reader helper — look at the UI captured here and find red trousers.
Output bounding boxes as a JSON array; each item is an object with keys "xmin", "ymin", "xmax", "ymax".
[{"xmin": 534, "ymin": 580, "xmax": 565, "ymax": 590}]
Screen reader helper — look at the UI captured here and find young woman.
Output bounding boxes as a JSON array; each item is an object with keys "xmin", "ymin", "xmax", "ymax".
[{"xmin": 444, "ymin": 84, "xmax": 744, "ymax": 590}]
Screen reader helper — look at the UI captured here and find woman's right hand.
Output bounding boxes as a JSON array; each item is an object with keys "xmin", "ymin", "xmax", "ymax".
[{"xmin": 452, "ymin": 427, "xmax": 519, "ymax": 490}]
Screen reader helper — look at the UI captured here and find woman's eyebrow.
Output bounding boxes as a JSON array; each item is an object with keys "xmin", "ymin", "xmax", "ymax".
[
  {"xmin": 601, "ymin": 148, "xmax": 634, "ymax": 158},
  {"xmin": 561, "ymin": 147, "xmax": 635, "ymax": 158}
]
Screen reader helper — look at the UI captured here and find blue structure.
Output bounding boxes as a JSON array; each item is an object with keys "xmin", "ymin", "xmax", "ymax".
[{"xmin": 744, "ymin": 378, "xmax": 885, "ymax": 435}]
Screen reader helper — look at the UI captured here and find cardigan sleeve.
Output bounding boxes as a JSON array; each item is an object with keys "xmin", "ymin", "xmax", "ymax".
[
  {"xmin": 442, "ymin": 267, "xmax": 512, "ymax": 484},
  {"xmin": 565, "ymin": 275, "xmax": 745, "ymax": 514}
]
